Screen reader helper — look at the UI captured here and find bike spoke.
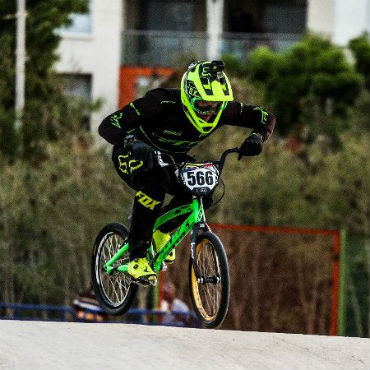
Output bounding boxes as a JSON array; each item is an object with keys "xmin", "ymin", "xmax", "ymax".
[
  {"xmin": 98, "ymin": 233, "xmax": 131, "ymax": 307},
  {"xmin": 194, "ymin": 240, "xmax": 222, "ymax": 318}
]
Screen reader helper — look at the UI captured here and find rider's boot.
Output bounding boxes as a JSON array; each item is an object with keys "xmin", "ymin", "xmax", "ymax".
[
  {"xmin": 127, "ymin": 257, "xmax": 157, "ymax": 286},
  {"xmin": 153, "ymin": 230, "xmax": 175, "ymax": 264}
]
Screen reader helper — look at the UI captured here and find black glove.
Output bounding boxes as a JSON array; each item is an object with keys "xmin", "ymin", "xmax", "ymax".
[
  {"xmin": 124, "ymin": 136, "xmax": 154, "ymax": 170},
  {"xmin": 203, "ymin": 194, "xmax": 214, "ymax": 209},
  {"xmin": 238, "ymin": 133, "xmax": 264, "ymax": 160}
]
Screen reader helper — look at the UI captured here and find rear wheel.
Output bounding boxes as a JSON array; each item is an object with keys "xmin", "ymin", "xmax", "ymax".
[
  {"xmin": 91, "ymin": 223, "xmax": 137, "ymax": 315},
  {"xmin": 189, "ymin": 232, "xmax": 230, "ymax": 328}
]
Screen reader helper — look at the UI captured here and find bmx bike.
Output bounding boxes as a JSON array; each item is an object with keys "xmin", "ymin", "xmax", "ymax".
[{"xmin": 91, "ymin": 147, "xmax": 240, "ymax": 328}]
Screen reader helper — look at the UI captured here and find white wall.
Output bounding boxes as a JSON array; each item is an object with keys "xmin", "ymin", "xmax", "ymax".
[
  {"xmin": 308, "ymin": 0, "xmax": 370, "ymax": 45},
  {"xmin": 333, "ymin": 0, "xmax": 370, "ymax": 44},
  {"xmin": 307, "ymin": 0, "xmax": 336, "ymax": 37},
  {"xmin": 55, "ymin": 0, "xmax": 122, "ymax": 134}
]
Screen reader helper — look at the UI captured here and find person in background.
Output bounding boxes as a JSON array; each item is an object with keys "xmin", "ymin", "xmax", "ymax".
[
  {"xmin": 160, "ymin": 281, "xmax": 190, "ymax": 327},
  {"xmin": 70, "ymin": 283, "xmax": 107, "ymax": 323}
]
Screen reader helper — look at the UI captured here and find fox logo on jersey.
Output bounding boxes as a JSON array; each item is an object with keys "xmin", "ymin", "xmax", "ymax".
[{"xmin": 135, "ymin": 191, "xmax": 161, "ymax": 211}]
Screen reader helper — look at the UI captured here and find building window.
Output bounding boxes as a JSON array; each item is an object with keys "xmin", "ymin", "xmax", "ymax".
[
  {"xmin": 227, "ymin": 0, "xmax": 307, "ymax": 34},
  {"xmin": 140, "ymin": 0, "xmax": 195, "ymax": 31},
  {"xmin": 61, "ymin": 73, "xmax": 92, "ymax": 130},
  {"xmin": 59, "ymin": 0, "xmax": 92, "ymax": 35}
]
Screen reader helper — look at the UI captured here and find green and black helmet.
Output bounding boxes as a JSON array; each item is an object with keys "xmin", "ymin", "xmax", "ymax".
[{"xmin": 181, "ymin": 60, "xmax": 234, "ymax": 134}]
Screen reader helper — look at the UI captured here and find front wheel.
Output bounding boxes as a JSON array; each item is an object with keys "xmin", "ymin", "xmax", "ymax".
[
  {"xmin": 91, "ymin": 223, "xmax": 138, "ymax": 315},
  {"xmin": 188, "ymin": 232, "xmax": 230, "ymax": 328}
]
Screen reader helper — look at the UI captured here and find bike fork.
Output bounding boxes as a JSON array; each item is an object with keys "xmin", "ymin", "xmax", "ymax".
[{"xmin": 190, "ymin": 222, "xmax": 210, "ymax": 279}]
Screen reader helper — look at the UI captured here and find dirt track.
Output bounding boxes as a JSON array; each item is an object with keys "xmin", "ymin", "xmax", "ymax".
[{"xmin": 0, "ymin": 321, "xmax": 369, "ymax": 370}]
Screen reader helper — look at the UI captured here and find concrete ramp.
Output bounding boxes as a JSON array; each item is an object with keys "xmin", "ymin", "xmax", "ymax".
[{"xmin": 0, "ymin": 321, "xmax": 369, "ymax": 370}]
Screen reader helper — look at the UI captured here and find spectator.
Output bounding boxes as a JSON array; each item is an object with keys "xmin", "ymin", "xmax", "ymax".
[
  {"xmin": 69, "ymin": 283, "xmax": 107, "ymax": 322},
  {"xmin": 160, "ymin": 281, "xmax": 190, "ymax": 327}
]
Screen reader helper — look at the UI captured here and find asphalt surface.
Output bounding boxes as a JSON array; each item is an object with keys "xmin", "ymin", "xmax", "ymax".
[{"xmin": 0, "ymin": 321, "xmax": 369, "ymax": 370}]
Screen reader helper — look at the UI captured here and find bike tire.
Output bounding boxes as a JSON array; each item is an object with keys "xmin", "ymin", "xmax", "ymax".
[
  {"xmin": 91, "ymin": 222, "xmax": 138, "ymax": 315},
  {"xmin": 188, "ymin": 231, "xmax": 230, "ymax": 329}
]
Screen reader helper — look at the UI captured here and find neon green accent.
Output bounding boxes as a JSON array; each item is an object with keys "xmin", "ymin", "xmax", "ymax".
[
  {"xmin": 181, "ymin": 92, "xmax": 227, "ymax": 134},
  {"xmin": 117, "ymin": 264, "xmax": 129, "ymax": 273},
  {"xmin": 253, "ymin": 106, "xmax": 269, "ymax": 124},
  {"xmin": 127, "ymin": 257, "xmax": 156, "ymax": 280},
  {"xmin": 136, "ymin": 191, "xmax": 161, "ymax": 211},
  {"xmin": 153, "ymin": 199, "xmax": 204, "ymax": 271},
  {"xmin": 118, "ymin": 154, "xmax": 129, "ymax": 174},
  {"xmin": 110, "ymin": 113, "xmax": 122, "ymax": 128},
  {"xmin": 185, "ymin": 62, "xmax": 233, "ymax": 102},
  {"xmin": 181, "ymin": 61, "xmax": 234, "ymax": 134},
  {"xmin": 202, "ymin": 80, "xmax": 212, "ymax": 90},
  {"xmin": 154, "ymin": 204, "xmax": 193, "ymax": 230},
  {"xmin": 153, "ymin": 230, "xmax": 171, "ymax": 251},
  {"xmin": 153, "ymin": 230, "xmax": 174, "ymax": 262},
  {"xmin": 129, "ymin": 102, "xmax": 141, "ymax": 116},
  {"xmin": 180, "ymin": 60, "xmax": 234, "ymax": 134},
  {"xmin": 104, "ymin": 243, "xmax": 129, "ymax": 274},
  {"xmin": 128, "ymin": 159, "xmax": 143, "ymax": 172},
  {"xmin": 118, "ymin": 155, "xmax": 143, "ymax": 175},
  {"xmin": 106, "ymin": 199, "xmax": 204, "ymax": 274}
]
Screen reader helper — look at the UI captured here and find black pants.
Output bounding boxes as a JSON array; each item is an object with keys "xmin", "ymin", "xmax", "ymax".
[{"xmin": 112, "ymin": 146, "xmax": 193, "ymax": 259}]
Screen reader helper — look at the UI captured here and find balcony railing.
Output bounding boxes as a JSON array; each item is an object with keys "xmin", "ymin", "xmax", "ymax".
[{"xmin": 121, "ymin": 30, "xmax": 301, "ymax": 66}]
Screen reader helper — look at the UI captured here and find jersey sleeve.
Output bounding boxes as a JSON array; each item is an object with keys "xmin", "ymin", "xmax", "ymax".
[
  {"xmin": 222, "ymin": 101, "xmax": 276, "ymax": 141},
  {"xmin": 98, "ymin": 89, "xmax": 164, "ymax": 146}
]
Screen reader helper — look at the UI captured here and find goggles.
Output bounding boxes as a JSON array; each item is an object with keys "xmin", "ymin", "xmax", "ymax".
[{"xmin": 191, "ymin": 98, "xmax": 222, "ymax": 116}]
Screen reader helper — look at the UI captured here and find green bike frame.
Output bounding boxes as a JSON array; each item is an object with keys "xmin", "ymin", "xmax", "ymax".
[{"xmin": 103, "ymin": 198, "xmax": 205, "ymax": 275}]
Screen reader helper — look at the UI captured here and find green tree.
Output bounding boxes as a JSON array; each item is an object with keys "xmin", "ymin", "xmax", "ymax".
[
  {"xmin": 246, "ymin": 34, "xmax": 364, "ymax": 140},
  {"xmin": 0, "ymin": 0, "xmax": 89, "ymax": 161},
  {"xmin": 0, "ymin": 138, "xmax": 133, "ymax": 305},
  {"xmin": 349, "ymin": 33, "xmax": 370, "ymax": 91}
]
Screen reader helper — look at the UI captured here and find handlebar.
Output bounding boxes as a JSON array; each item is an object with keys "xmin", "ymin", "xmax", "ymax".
[
  {"xmin": 155, "ymin": 147, "xmax": 240, "ymax": 177},
  {"xmin": 215, "ymin": 147, "xmax": 240, "ymax": 174}
]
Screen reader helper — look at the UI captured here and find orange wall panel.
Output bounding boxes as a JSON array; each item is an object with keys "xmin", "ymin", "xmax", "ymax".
[{"xmin": 118, "ymin": 66, "xmax": 174, "ymax": 108}]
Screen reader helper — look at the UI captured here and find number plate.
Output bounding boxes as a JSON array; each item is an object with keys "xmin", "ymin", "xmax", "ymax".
[{"xmin": 180, "ymin": 163, "xmax": 219, "ymax": 195}]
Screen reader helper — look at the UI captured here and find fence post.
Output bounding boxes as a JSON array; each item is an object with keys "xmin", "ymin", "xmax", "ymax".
[{"xmin": 338, "ymin": 230, "xmax": 347, "ymax": 336}]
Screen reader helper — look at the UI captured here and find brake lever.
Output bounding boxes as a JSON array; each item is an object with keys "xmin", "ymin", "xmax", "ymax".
[{"xmin": 154, "ymin": 151, "xmax": 176, "ymax": 168}]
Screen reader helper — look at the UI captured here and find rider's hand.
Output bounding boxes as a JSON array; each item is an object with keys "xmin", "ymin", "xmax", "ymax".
[
  {"xmin": 125, "ymin": 137, "xmax": 154, "ymax": 170},
  {"xmin": 238, "ymin": 133, "xmax": 263, "ymax": 159}
]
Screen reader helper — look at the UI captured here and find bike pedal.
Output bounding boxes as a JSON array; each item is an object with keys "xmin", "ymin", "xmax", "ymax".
[
  {"xmin": 132, "ymin": 276, "xmax": 157, "ymax": 287},
  {"xmin": 148, "ymin": 277, "xmax": 157, "ymax": 286}
]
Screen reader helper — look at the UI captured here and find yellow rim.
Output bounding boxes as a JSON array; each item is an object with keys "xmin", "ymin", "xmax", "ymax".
[{"xmin": 191, "ymin": 239, "xmax": 218, "ymax": 322}]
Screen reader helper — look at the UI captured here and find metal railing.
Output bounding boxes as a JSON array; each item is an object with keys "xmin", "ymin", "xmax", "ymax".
[
  {"xmin": 0, "ymin": 302, "xmax": 199, "ymax": 328},
  {"xmin": 121, "ymin": 30, "xmax": 301, "ymax": 66}
]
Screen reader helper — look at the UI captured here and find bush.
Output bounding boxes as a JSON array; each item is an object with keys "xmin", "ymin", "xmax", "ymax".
[{"xmin": 0, "ymin": 137, "xmax": 132, "ymax": 305}]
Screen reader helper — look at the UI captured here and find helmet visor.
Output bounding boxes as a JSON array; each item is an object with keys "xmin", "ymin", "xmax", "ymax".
[{"xmin": 192, "ymin": 98, "xmax": 222, "ymax": 116}]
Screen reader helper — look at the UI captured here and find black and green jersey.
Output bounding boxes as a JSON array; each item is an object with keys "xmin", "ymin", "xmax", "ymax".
[{"xmin": 98, "ymin": 88, "xmax": 275, "ymax": 154}]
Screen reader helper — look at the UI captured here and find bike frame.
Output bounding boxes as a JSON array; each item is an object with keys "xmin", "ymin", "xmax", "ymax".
[{"xmin": 104, "ymin": 197, "xmax": 205, "ymax": 275}]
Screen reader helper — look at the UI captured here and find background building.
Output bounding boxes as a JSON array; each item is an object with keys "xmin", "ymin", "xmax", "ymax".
[
  {"xmin": 55, "ymin": 0, "xmax": 122, "ymax": 135},
  {"xmin": 55, "ymin": 0, "xmax": 370, "ymax": 133}
]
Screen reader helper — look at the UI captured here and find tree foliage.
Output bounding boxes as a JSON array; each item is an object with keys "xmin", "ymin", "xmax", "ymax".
[
  {"xmin": 348, "ymin": 32, "xmax": 370, "ymax": 91},
  {"xmin": 227, "ymin": 34, "xmax": 365, "ymax": 140},
  {"xmin": 0, "ymin": 137, "xmax": 132, "ymax": 305},
  {"xmin": 0, "ymin": 0, "xmax": 91, "ymax": 161}
]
